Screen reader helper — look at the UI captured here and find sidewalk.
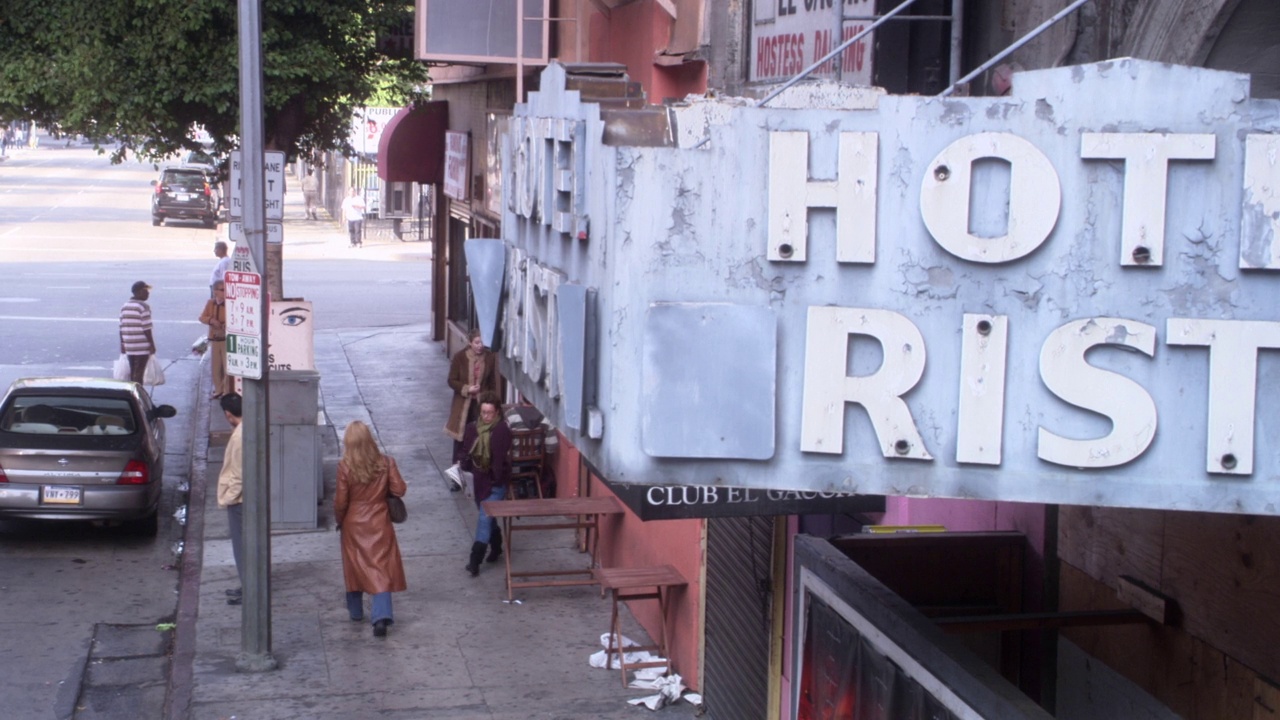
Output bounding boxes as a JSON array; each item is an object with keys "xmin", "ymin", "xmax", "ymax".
[
  {"xmin": 169, "ymin": 204, "xmax": 697, "ymax": 718},
  {"xmin": 218, "ymin": 170, "xmax": 434, "ymax": 264}
]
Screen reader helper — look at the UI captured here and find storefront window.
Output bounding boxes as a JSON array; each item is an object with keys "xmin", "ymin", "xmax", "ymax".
[{"xmin": 799, "ymin": 596, "xmax": 957, "ymax": 720}]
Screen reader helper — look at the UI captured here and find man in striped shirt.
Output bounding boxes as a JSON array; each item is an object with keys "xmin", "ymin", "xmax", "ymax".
[{"xmin": 119, "ymin": 281, "xmax": 156, "ymax": 385}]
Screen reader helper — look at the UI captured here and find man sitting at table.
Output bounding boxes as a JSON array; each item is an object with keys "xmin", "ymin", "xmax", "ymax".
[{"xmin": 456, "ymin": 393, "xmax": 512, "ymax": 577}]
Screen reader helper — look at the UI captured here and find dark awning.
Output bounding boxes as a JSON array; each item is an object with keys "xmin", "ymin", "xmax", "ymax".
[{"xmin": 376, "ymin": 101, "xmax": 448, "ymax": 184}]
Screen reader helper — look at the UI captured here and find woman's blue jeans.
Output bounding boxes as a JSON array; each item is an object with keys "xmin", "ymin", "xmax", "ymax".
[
  {"xmin": 474, "ymin": 485, "xmax": 507, "ymax": 543},
  {"xmin": 346, "ymin": 591, "xmax": 392, "ymax": 625}
]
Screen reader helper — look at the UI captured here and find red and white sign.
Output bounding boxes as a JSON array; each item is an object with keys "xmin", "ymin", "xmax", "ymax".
[
  {"xmin": 225, "ymin": 271, "xmax": 262, "ymax": 335},
  {"xmin": 750, "ymin": 0, "xmax": 874, "ymax": 85},
  {"xmin": 225, "ymin": 270, "xmax": 264, "ymax": 379},
  {"xmin": 444, "ymin": 130, "xmax": 470, "ymax": 201}
]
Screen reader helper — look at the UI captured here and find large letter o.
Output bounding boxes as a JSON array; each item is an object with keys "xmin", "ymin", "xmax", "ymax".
[{"xmin": 920, "ymin": 132, "xmax": 1061, "ymax": 263}]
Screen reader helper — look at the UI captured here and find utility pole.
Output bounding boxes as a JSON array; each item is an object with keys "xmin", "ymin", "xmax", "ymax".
[{"xmin": 235, "ymin": 0, "xmax": 276, "ymax": 673}]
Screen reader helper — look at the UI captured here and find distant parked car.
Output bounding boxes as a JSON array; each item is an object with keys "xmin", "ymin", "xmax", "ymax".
[
  {"xmin": 0, "ymin": 378, "xmax": 177, "ymax": 536},
  {"xmin": 151, "ymin": 167, "xmax": 217, "ymax": 228},
  {"xmin": 179, "ymin": 149, "xmax": 217, "ymax": 174}
]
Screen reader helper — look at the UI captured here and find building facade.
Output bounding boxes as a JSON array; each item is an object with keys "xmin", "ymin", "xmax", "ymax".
[{"xmin": 386, "ymin": 1, "xmax": 1280, "ymax": 717}]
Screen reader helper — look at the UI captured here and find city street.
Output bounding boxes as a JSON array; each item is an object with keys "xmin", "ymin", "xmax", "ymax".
[{"xmin": 0, "ymin": 139, "xmax": 430, "ymax": 719}]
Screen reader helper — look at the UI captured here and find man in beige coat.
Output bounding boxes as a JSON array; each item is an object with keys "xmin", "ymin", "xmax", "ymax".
[{"xmin": 218, "ymin": 393, "xmax": 245, "ymax": 605}]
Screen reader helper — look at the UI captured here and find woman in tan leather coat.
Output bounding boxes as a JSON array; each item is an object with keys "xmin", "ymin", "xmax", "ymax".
[
  {"xmin": 445, "ymin": 329, "xmax": 499, "ymax": 457},
  {"xmin": 335, "ymin": 421, "xmax": 407, "ymax": 637}
]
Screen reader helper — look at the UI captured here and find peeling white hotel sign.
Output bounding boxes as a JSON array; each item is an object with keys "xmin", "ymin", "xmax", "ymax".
[{"xmin": 501, "ymin": 60, "xmax": 1280, "ymax": 516}]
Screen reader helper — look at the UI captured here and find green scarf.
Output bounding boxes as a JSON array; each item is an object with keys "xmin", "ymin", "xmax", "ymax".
[{"xmin": 470, "ymin": 417, "xmax": 498, "ymax": 470}]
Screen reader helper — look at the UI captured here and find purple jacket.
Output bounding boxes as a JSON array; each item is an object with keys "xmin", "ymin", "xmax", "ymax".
[{"xmin": 456, "ymin": 420, "xmax": 512, "ymax": 504}]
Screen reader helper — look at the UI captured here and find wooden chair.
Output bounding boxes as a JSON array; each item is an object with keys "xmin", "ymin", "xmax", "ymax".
[
  {"xmin": 508, "ymin": 426, "xmax": 547, "ymax": 499},
  {"xmin": 593, "ymin": 565, "xmax": 688, "ymax": 686}
]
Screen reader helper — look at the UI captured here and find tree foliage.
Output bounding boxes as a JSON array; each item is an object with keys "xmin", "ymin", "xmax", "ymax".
[{"xmin": 0, "ymin": 0, "xmax": 427, "ymax": 162}]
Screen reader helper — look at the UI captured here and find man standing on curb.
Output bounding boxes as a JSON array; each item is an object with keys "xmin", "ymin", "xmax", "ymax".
[
  {"xmin": 210, "ymin": 241, "xmax": 231, "ymax": 296},
  {"xmin": 218, "ymin": 393, "xmax": 246, "ymax": 605},
  {"xmin": 119, "ymin": 280, "xmax": 156, "ymax": 385}
]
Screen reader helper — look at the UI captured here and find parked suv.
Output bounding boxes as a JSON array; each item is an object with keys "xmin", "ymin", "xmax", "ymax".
[{"xmin": 151, "ymin": 167, "xmax": 216, "ymax": 228}]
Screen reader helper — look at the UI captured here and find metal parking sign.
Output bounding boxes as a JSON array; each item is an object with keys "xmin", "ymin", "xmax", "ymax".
[
  {"xmin": 225, "ymin": 334, "xmax": 262, "ymax": 379},
  {"xmin": 228, "ymin": 219, "xmax": 283, "ymax": 245},
  {"xmin": 225, "ymin": 270, "xmax": 263, "ymax": 379}
]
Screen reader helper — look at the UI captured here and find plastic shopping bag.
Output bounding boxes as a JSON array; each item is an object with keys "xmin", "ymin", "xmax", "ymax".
[
  {"xmin": 112, "ymin": 355, "xmax": 132, "ymax": 381},
  {"xmin": 143, "ymin": 356, "xmax": 166, "ymax": 386},
  {"xmin": 444, "ymin": 462, "xmax": 463, "ymax": 490}
]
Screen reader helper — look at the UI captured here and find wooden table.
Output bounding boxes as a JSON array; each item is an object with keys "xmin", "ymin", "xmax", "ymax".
[
  {"xmin": 593, "ymin": 565, "xmax": 687, "ymax": 686},
  {"xmin": 481, "ymin": 496, "xmax": 625, "ymax": 601}
]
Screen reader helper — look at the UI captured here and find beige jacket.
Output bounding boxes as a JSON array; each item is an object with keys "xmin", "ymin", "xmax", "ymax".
[{"xmin": 217, "ymin": 423, "xmax": 243, "ymax": 507}]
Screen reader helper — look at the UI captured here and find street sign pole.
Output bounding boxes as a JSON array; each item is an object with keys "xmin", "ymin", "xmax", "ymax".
[{"xmin": 235, "ymin": 0, "xmax": 276, "ymax": 673}]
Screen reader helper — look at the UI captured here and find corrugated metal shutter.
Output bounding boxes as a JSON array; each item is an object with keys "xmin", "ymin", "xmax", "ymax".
[{"xmin": 702, "ymin": 515, "xmax": 775, "ymax": 720}]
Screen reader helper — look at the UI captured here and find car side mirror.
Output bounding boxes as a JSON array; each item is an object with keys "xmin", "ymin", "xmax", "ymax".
[
  {"xmin": 150, "ymin": 405, "xmax": 177, "ymax": 420},
  {"xmin": 150, "ymin": 180, "xmax": 158, "ymax": 187}
]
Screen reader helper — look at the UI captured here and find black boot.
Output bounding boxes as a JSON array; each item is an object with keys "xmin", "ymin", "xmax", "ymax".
[
  {"xmin": 486, "ymin": 524, "xmax": 503, "ymax": 563},
  {"xmin": 466, "ymin": 541, "xmax": 486, "ymax": 577}
]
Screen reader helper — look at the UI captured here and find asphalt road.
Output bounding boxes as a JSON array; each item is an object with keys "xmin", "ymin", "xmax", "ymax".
[{"xmin": 0, "ymin": 139, "xmax": 430, "ymax": 719}]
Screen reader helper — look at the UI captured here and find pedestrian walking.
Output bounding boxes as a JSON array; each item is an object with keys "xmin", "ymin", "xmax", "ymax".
[
  {"xmin": 455, "ymin": 394, "xmax": 511, "ymax": 577},
  {"xmin": 199, "ymin": 281, "xmax": 235, "ymax": 399},
  {"xmin": 119, "ymin": 281, "xmax": 156, "ymax": 385},
  {"xmin": 301, "ymin": 169, "xmax": 320, "ymax": 220},
  {"xmin": 335, "ymin": 421, "xmax": 407, "ymax": 637},
  {"xmin": 218, "ymin": 393, "xmax": 246, "ymax": 605},
  {"xmin": 445, "ymin": 329, "xmax": 500, "ymax": 462},
  {"xmin": 340, "ymin": 187, "xmax": 366, "ymax": 247}
]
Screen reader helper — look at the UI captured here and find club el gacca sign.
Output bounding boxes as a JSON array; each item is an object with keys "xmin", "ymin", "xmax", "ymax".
[{"xmin": 225, "ymin": 270, "xmax": 263, "ymax": 379}]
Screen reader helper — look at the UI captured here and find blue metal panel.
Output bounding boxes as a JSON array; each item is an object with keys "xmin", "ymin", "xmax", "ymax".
[
  {"xmin": 465, "ymin": 238, "xmax": 506, "ymax": 348},
  {"xmin": 557, "ymin": 283, "xmax": 588, "ymax": 430},
  {"xmin": 642, "ymin": 303, "xmax": 776, "ymax": 459}
]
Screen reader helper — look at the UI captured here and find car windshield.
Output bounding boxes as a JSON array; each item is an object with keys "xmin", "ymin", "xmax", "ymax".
[
  {"xmin": 161, "ymin": 170, "xmax": 206, "ymax": 191},
  {"xmin": 0, "ymin": 395, "xmax": 137, "ymax": 435},
  {"xmin": 186, "ymin": 150, "xmax": 215, "ymax": 166}
]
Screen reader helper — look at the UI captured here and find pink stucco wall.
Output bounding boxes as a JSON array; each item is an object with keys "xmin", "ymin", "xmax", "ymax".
[
  {"xmin": 549, "ymin": 438, "xmax": 705, "ymax": 690},
  {"xmin": 588, "ymin": 2, "xmax": 708, "ymax": 103}
]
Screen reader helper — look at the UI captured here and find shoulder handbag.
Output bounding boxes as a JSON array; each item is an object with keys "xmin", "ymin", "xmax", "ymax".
[{"xmin": 386, "ymin": 494, "xmax": 407, "ymax": 523}]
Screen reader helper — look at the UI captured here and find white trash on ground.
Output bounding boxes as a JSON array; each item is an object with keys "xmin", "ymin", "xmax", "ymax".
[
  {"xmin": 588, "ymin": 633, "xmax": 698, "ymax": 711},
  {"xmin": 627, "ymin": 674, "xmax": 685, "ymax": 710},
  {"xmin": 587, "ymin": 633, "xmax": 666, "ymax": 671}
]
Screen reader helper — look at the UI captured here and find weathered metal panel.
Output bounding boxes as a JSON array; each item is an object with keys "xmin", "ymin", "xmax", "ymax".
[
  {"xmin": 501, "ymin": 60, "xmax": 1280, "ymax": 516},
  {"xmin": 642, "ymin": 303, "xmax": 776, "ymax": 459},
  {"xmin": 464, "ymin": 238, "xmax": 507, "ymax": 348}
]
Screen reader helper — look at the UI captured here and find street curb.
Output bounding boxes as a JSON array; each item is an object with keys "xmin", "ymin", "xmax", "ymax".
[{"xmin": 163, "ymin": 358, "xmax": 212, "ymax": 720}]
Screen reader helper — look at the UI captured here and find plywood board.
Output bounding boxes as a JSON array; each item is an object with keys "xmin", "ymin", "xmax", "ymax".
[
  {"xmin": 1161, "ymin": 513, "xmax": 1280, "ymax": 687},
  {"xmin": 1058, "ymin": 506, "xmax": 1164, "ymax": 586}
]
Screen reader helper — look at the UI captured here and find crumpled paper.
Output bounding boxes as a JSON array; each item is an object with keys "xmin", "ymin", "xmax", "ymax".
[
  {"xmin": 588, "ymin": 633, "xmax": 666, "ymax": 671},
  {"xmin": 588, "ymin": 634, "xmax": 688, "ymax": 710},
  {"xmin": 627, "ymin": 673, "xmax": 685, "ymax": 710}
]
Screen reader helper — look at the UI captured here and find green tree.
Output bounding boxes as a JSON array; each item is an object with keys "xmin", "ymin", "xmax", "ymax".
[{"xmin": 0, "ymin": 0, "xmax": 427, "ymax": 162}]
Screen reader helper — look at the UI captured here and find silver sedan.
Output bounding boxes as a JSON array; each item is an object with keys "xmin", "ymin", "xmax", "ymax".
[{"xmin": 0, "ymin": 378, "xmax": 177, "ymax": 536}]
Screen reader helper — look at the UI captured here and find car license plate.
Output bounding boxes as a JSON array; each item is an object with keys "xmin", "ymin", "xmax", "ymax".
[
  {"xmin": 176, "ymin": 193, "xmax": 192, "ymax": 201},
  {"xmin": 42, "ymin": 486, "xmax": 82, "ymax": 505}
]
